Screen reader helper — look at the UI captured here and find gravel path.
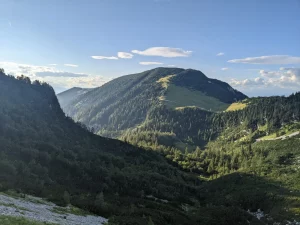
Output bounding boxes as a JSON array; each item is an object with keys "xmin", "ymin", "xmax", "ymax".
[
  {"xmin": 0, "ymin": 194, "xmax": 107, "ymax": 225},
  {"xmin": 256, "ymin": 131, "xmax": 300, "ymax": 142}
]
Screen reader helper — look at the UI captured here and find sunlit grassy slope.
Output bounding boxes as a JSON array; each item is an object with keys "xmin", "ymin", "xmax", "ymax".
[
  {"xmin": 226, "ymin": 102, "xmax": 247, "ymax": 111},
  {"xmin": 156, "ymin": 74, "xmax": 176, "ymax": 88},
  {"xmin": 160, "ymin": 84, "xmax": 230, "ymax": 112}
]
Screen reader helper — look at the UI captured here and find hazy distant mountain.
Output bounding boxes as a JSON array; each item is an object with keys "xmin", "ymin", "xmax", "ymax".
[{"xmin": 58, "ymin": 87, "xmax": 93, "ymax": 108}]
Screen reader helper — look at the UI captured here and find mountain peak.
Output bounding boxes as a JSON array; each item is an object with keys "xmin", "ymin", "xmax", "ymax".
[{"xmin": 58, "ymin": 68, "xmax": 247, "ymax": 141}]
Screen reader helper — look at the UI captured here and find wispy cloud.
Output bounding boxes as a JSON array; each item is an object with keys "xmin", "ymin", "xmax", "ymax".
[
  {"xmin": 91, "ymin": 56, "xmax": 118, "ymax": 60},
  {"xmin": 36, "ymin": 71, "xmax": 88, "ymax": 77},
  {"xmin": 217, "ymin": 52, "xmax": 224, "ymax": 56},
  {"xmin": 8, "ymin": 21, "xmax": 12, "ymax": 27},
  {"xmin": 167, "ymin": 65, "xmax": 176, "ymax": 67},
  {"xmin": 132, "ymin": 47, "xmax": 192, "ymax": 58},
  {"xmin": 64, "ymin": 64, "xmax": 78, "ymax": 67},
  {"xmin": 221, "ymin": 67, "xmax": 229, "ymax": 71},
  {"xmin": 49, "ymin": 64, "xmax": 57, "ymax": 66},
  {"xmin": 117, "ymin": 52, "xmax": 133, "ymax": 59},
  {"xmin": 139, "ymin": 62, "xmax": 163, "ymax": 65},
  {"xmin": 228, "ymin": 55, "xmax": 300, "ymax": 64}
]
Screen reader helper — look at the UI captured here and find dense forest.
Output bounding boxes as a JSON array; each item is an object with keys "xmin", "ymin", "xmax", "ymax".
[
  {"xmin": 0, "ymin": 69, "xmax": 202, "ymax": 225},
  {"xmin": 119, "ymin": 91, "xmax": 300, "ymax": 174},
  {"xmin": 2, "ymin": 68, "xmax": 300, "ymax": 224},
  {"xmin": 59, "ymin": 68, "xmax": 300, "ymax": 154},
  {"xmin": 58, "ymin": 68, "xmax": 246, "ymax": 145}
]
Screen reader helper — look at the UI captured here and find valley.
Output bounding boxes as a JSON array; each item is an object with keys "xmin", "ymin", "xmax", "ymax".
[
  {"xmin": 1, "ymin": 1, "xmax": 298, "ymax": 224},
  {"xmin": 1, "ymin": 68, "xmax": 300, "ymax": 225}
]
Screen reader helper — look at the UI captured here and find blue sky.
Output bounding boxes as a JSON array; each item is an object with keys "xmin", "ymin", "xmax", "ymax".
[{"xmin": 0, "ymin": 0, "xmax": 300, "ymax": 95}]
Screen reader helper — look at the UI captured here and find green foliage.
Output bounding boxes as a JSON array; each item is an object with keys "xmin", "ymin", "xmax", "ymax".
[
  {"xmin": 2, "ymin": 68, "xmax": 300, "ymax": 224},
  {"xmin": 148, "ymin": 216, "xmax": 155, "ymax": 225},
  {"xmin": 0, "ymin": 216, "xmax": 55, "ymax": 225},
  {"xmin": 63, "ymin": 191, "xmax": 70, "ymax": 205},
  {"xmin": 162, "ymin": 84, "xmax": 230, "ymax": 111},
  {"xmin": 95, "ymin": 192, "xmax": 105, "ymax": 209},
  {"xmin": 171, "ymin": 69, "xmax": 246, "ymax": 103},
  {"xmin": 0, "ymin": 70, "xmax": 201, "ymax": 225},
  {"xmin": 58, "ymin": 67, "xmax": 246, "ymax": 146}
]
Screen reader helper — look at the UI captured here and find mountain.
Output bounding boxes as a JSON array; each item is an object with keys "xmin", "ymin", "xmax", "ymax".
[
  {"xmin": 58, "ymin": 67, "xmax": 247, "ymax": 149},
  {"xmin": 0, "ymin": 68, "xmax": 274, "ymax": 225},
  {"xmin": 2, "ymin": 69, "xmax": 300, "ymax": 224},
  {"xmin": 0, "ymin": 70, "xmax": 203, "ymax": 225},
  {"xmin": 57, "ymin": 87, "xmax": 92, "ymax": 107}
]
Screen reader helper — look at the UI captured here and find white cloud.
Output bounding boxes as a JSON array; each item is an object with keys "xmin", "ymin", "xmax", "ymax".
[
  {"xmin": 91, "ymin": 56, "xmax": 118, "ymax": 60},
  {"xmin": 46, "ymin": 76, "xmax": 110, "ymax": 93},
  {"xmin": 49, "ymin": 64, "xmax": 57, "ymax": 66},
  {"xmin": 230, "ymin": 77, "xmax": 265, "ymax": 86},
  {"xmin": 259, "ymin": 69, "xmax": 282, "ymax": 77},
  {"xmin": 0, "ymin": 62, "xmax": 56, "ymax": 78},
  {"xmin": 167, "ymin": 65, "xmax": 176, "ymax": 67},
  {"xmin": 139, "ymin": 62, "xmax": 163, "ymax": 65},
  {"xmin": 228, "ymin": 55, "xmax": 300, "ymax": 64},
  {"xmin": 0, "ymin": 61, "xmax": 110, "ymax": 93},
  {"xmin": 217, "ymin": 52, "xmax": 224, "ymax": 56},
  {"xmin": 230, "ymin": 68, "xmax": 300, "ymax": 90},
  {"xmin": 132, "ymin": 47, "xmax": 192, "ymax": 57},
  {"xmin": 281, "ymin": 67, "xmax": 300, "ymax": 77},
  {"xmin": 117, "ymin": 52, "xmax": 133, "ymax": 59},
  {"xmin": 64, "ymin": 64, "xmax": 78, "ymax": 67},
  {"xmin": 221, "ymin": 67, "xmax": 229, "ymax": 71}
]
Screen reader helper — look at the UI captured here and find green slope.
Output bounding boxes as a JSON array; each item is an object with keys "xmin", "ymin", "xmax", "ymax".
[
  {"xmin": 2, "ymin": 69, "xmax": 300, "ymax": 224},
  {"xmin": 163, "ymin": 84, "xmax": 229, "ymax": 111},
  {"xmin": 57, "ymin": 67, "xmax": 247, "ymax": 147},
  {"xmin": 0, "ymin": 70, "xmax": 202, "ymax": 225}
]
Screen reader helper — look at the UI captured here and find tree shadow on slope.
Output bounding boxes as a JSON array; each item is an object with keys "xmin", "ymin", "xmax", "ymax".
[{"xmin": 196, "ymin": 172, "xmax": 300, "ymax": 224}]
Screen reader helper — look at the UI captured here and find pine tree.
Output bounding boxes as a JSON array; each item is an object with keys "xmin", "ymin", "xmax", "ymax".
[
  {"xmin": 63, "ymin": 191, "xmax": 70, "ymax": 205},
  {"xmin": 148, "ymin": 216, "xmax": 155, "ymax": 225},
  {"xmin": 95, "ymin": 192, "xmax": 105, "ymax": 209}
]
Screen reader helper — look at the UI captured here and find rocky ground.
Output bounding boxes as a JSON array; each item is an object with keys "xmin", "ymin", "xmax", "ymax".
[{"xmin": 0, "ymin": 193, "xmax": 107, "ymax": 225}]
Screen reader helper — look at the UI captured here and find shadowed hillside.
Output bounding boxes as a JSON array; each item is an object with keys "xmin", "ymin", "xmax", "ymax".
[{"xmin": 0, "ymin": 70, "xmax": 202, "ymax": 225}]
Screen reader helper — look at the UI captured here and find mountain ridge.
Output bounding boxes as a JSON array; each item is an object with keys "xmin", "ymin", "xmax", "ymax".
[
  {"xmin": 58, "ymin": 67, "xmax": 247, "ymax": 147},
  {"xmin": 2, "ymin": 69, "xmax": 300, "ymax": 224},
  {"xmin": 59, "ymin": 67, "xmax": 247, "ymax": 112},
  {"xmin": 0, "ymin": 69, "xmax": 204, "ymax": 225}
]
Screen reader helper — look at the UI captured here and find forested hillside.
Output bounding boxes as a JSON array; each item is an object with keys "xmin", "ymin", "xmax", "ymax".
[
  {"xmin": 1, "ymin": 69, "xmax": 280, "ymax": 225},
  {"xmin": 120, "ymin": 92, "xmax": 300, "ymax": 173},
  {"xmin": 0, "ymin": 69, "xmax": 203, "ymax": 225},
  {"xmin": 59, "ymin": 67, "xmax": 300, "ymax": 153},
  {"xmin": 58, "ymin": 67, "xmax": 247, "ymax": 149},
  {"xmin": 2, "ymin": 68, "xmax": 300, "ymax": 225}
]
